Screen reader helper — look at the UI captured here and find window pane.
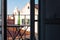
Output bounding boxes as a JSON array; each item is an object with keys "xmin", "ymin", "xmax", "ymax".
[
  {"xmin": 7, "ymin": 0, "xmax": 30, "ymax": 40},
  {"xmin": 35, "ymin": 0, "xmax": 38, "ymax": 40},
  {"xmin": 0, "ymin": 16, "xmax": 2, "ymax": 19},
  {"xmin": 35, "ymin": 22, "xmax": 38, "ymax": 40},
  {"xmin": 0, "ymin": 0, "xmax": 2, "ymax": 40},
  {"xmin": 22, "ymin": 19, "xmax": 25, "ymax": 25},
  {"xmin": 0, "ymin": 28, "xmax": 1, "ymax": 31},
  {"xmin": 0, "ymin": 0, "xmax": 1, "ymax": 14},
  {"xmin": 27, "ymin": 19, "xmax": 30, "ymax": 24},
  {"xmin": 0, "ymin": 34, "xmax": 2, "ymax": 40},
  {"xmin": 0, "ymin": 19, "xmax": 2, "ymax": 25}
]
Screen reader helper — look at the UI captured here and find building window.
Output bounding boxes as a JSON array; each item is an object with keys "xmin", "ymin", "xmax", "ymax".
[
  {"xmin": 27, "ymin": 19, "xmax": 30, "ymax": 24},
  {"xmin": 22, "ymin": 19, "xmax": 25, "ymax": 25},
  {"xmin": 22, "ymin": 19, "xmax": 30, "ymax": 25},
  {"xmin": 28, "ymin": 6, "xmax": 29, "ymax": 9}
]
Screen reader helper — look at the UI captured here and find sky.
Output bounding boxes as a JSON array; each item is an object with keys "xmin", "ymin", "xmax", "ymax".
[{"xmin": 7, "ymin": 0, "xmax": 38, "ymax": 14}]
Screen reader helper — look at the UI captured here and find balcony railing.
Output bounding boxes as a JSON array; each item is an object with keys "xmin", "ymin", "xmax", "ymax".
[
  {"xmin": 7, "ymin": 24, "xmax": 30, "ymax": 40},
  {"xmin": 7, "ymin": 14, "xmax": 38, "ymax": 40}
]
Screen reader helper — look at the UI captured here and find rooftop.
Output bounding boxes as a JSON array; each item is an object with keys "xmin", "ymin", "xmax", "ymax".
[{"xmin": 35, "ymin": 4, "xmax": 38, "ymax": 9}]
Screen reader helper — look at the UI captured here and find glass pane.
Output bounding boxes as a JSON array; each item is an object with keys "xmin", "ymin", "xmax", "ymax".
[
  {"xmin": 7, "ymin": 0, "xmax": 30, "ymax": 40},
  {"xmin": 35, "ymin": 0, "xmax": 38, "ymax": 40},
  {"xmin": 0, "ymin": 27, "xmax": 2, "ymax": 31},
  {"xmin": 0, "ymin": 16, "xmax": 2, "ymax": 19},
  {"xmin": 0, "ymin": 19, "xmax": 2, "ymax": 25},
  {"xmin": 0, "ymin": 0, "xmax": 2, "ymax": 40},
  {"xmin": 35, "ymin": 22, "xmax": 38, "ymax": 40},
  {"xmin": 0, "ymin": 34, "xmax": 2, "ymax": 40},
  {"xmin": 0, "ymin": 0, "xmax": 1, "ymax": 14}
]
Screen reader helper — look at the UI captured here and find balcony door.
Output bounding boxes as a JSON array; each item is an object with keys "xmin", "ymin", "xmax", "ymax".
[
  {"xmin": 38, "ymin": 0, "xmax": 60, "ymax": 40},
  {"xmin": 6, "ymin": 0, "xmax": 39, "ymax": 40},
  {"xmin": 1, "ymin": 0, "xmax": 39, "ymax": 40}
]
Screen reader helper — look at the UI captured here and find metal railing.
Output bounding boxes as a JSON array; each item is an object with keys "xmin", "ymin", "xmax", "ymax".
[{"xmin": 7, "ymin": 14, "xmax": 38, "ymax": 40}]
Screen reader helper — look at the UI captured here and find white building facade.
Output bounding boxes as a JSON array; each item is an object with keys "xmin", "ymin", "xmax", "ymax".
[{"xmin": 13, "ymin": 2, "xmax": 38, "ymax": 34}]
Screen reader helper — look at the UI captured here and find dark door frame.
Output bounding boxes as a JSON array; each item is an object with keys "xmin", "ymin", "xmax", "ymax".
[
  {"xmin": 4, "ymin": 0, "xmax": 7, "ymax": 40},
  {"xmin": 30, "ymin": 0, "xmax": 35, "ymax": 40},
  {"xmin": 38, "ymin": 0, "xmax": 46, "ymax": 40}
]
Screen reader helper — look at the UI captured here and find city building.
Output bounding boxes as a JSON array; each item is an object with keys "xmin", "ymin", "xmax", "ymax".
[
  {"xmin": 7, "ymin": 2, "xmax": 38, "ymax": 39},
  {"xmin": 13, "ymin": 2, "xmax": 38, "ymax": 34}
]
